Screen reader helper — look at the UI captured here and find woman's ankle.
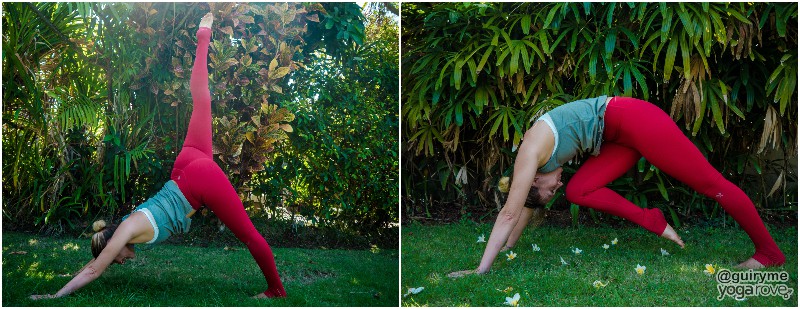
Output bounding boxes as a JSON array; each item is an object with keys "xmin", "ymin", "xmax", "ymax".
[{"xmin": 753, "ymin": 250, "xmax": 786, "ymax": 267}]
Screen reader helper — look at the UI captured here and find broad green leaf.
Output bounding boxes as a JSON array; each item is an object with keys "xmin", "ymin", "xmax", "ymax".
[
  {"xmin": 709, "ymin": 92, "xmax": 725, "ymax": 134},
  {"xmin": 477, "ymin": 46, "xmax": 494, "ymax": 73},
  {"xmin": 521, "ymin": 15, "xmax": 531, "ymax": 35},
  {"xmin": 680, "ymin": 35, "xmax": 690, "ymax": 79},
  {"xmin": 604, "ymin": 30, "xmax": 617, "ymax": 58},
  {"xmin": 663, "ymin": 35, "xmax": 678, "ymax": 82}
]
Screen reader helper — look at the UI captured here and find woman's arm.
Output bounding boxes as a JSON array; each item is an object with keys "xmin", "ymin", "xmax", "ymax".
[
  {"xmin": 72, "ymin": 258, "xmax": 97, "ymax": 276},
  {"xmin": 32, "ymin": 223, "xmax": 137, "ymax": 299},
  {"xmin": 503, "ymin": 207, "xmax": 535, "ymax": 250},
  {"xmin": 476, "ymin": 124, "xmax": 553, "ymax": 274}
]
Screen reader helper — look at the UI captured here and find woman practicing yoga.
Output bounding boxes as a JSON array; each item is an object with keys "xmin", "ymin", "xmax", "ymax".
[
  {"xmin": 30, "ymin": 13, "xmax": 286, "ymax": 299},
  {"xmin": 450, "ymin": 95, "xmax": 785, "ymax": 277}
]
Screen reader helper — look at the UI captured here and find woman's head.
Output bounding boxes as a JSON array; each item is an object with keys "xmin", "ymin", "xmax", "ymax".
[
  {"xmin": 91, "ymin": 220, "xmax": 136, "ymax": 264},
  {"xmin": 526, "ymin": 167, "xmax": 564, "ymax": 207},
  {"xmin": 90, "ymin": 220, "xmax": 117, "ymax": 258}
]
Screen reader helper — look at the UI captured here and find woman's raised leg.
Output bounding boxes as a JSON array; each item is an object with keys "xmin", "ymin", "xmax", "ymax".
[
  {"xmin": 183, "ymin": 13, "xmax": 214, "ymax": 158},
  {"xmin": 172, "ymin": 13, "xmax": 216, "ymax": 208}
]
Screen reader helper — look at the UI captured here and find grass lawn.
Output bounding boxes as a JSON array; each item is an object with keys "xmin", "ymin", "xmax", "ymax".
[
  {"xmin": 401, "ymin": 222, "xmax": 797, "ymax": 306},
  {"xmin": 3, "ymin": 231, "xmax": 398, "ymax": 306}
]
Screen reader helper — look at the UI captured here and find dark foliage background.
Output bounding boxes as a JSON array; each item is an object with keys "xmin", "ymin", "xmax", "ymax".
[{"xmin": 401, "ymin": 3, "xmax": 797, "ymax": 227}]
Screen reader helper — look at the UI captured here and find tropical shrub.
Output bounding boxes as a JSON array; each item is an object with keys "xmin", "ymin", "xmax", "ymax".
[
  {"xmin": 401, "ymin": 3, "xmax": 797, "ymax": 225},
  {"xmin": 2, "ymin": 2, "xmax": 397, "ymax": 241}
]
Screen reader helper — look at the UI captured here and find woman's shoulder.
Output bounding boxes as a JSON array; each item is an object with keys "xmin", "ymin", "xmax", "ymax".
[{"xmin": 117, "ymin": 211, "xmax": 154, "ymax": 244}]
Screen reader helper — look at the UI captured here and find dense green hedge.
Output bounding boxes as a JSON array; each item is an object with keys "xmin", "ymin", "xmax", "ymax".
[
  {"xmin": 2, "ymin": 2, "xmax": 398, "ymax": 241},
  {"xmin": 401, "ymin": 3, "xmax": 797, "ymax": 225}
]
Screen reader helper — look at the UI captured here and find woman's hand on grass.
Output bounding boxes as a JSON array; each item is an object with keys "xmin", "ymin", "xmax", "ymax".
[
  {"xmin": 30, "ymin": 294, "xmax": 57, "ymax": 300},
  {"xmin": 447, "ymin": 269, "xmax": 478, "ymax": 278}
]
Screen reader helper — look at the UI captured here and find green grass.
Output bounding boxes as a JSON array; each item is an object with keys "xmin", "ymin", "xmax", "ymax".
[
  {"xmin": 3, "ymin": 232, "xmax": 398, "ymax": 306},
  {"xmin": 401, "ymin": 222, "xmax": 797, "ymax": 306}
]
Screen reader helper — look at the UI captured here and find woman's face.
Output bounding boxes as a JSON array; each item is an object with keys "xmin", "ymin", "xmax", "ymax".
[
  {"xmin": 113, "ymin": 244, "xmax": 136, "ymax": 264},
  {"xmin": 534, "ymin": 167, "xmax": 564, "ymax": 203}
]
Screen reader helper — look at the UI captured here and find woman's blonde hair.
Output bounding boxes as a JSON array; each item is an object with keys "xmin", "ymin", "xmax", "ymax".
[{"xmin": 90, "ymin": 220, "xmax": 117, "ymax": 258}]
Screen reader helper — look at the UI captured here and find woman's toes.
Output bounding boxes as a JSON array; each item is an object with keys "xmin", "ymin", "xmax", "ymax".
[{"xmin": 735, "ymin": 258, "xmax": 765, "ymax": 269}]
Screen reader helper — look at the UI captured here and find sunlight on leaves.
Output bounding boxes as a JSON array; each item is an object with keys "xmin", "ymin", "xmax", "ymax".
[
  {"xmin": 25, "ymin": 262, "xmax": 55, "ymax": 280},
  {"xmin": 62, "ymin": 243, "xmax": 80, "ymax": 251}
]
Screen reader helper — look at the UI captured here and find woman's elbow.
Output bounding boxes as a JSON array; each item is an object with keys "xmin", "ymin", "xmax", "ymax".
[
  {"xmin": 498, "ymin": 208, "xmax": 519, "ymax": 225},
  {"xmin": 82, "ymin": 266, "xmax": 103, "ymax": 281}
]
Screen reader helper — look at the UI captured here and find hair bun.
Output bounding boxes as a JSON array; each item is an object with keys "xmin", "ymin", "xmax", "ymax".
[
  {"xmin": 92, "ymin": 220, "xmax": 107, "ymax": 232},
  {"xmin": 498, "ymin": 176, "xmax": 510, "ymax": 193}
]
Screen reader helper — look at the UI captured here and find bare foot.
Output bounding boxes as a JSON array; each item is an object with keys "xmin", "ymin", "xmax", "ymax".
[
  {"xmin": 199, "ymin": 12, "xmax": 214, "ymax": 29},
  {"xmin": 735, "ymin": 258, "xmax": 765, "ymax": 269},
  {"xmin": 660, "ymin": 224, "xmax": 685, "ymax": 248},
  {"xmin": 447, "ymin": 269, "xmax": 477, "ymax": 278},
  {"xmin": 500, "ymin": 245, "xmax": 511, "ymax": 253},
  {"xmin": 251, "ymin": 292, "xmax": 268, "ymax": 299}
]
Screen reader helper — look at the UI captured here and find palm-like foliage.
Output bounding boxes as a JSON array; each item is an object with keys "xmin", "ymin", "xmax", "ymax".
[
  {"xmin": 402, "ymin": 3, "xmax": 797, "ymax": 224},
  {"xmin": 3, "ymin": 2, "xmax": 389, "ymax": 239}
]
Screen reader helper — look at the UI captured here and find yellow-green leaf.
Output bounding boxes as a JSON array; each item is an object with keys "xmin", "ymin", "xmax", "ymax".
[
  {"xmin": 269, "ymin": 59, "xmax": 278, "ymax": 72},
  {"xmin": 271, "ymin": 67, "xmax": 291, "ymax": 79}
]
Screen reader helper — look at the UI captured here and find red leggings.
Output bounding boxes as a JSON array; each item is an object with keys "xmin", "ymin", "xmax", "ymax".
[
  {"xmin": 565, "ymin": 97, "xmax": 785, "ymax": 266},
  {"xmin": 170, "ymin": 27, "xmax": 286, "ymax": 297}
]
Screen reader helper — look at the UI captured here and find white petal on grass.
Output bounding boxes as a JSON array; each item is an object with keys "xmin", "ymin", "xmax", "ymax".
[
  {"xmin": 531, "ymin": 244, "xmax": 540, "ymax": 252},
  {"xmin": 506, "ymin": 251, "xmax": 517, "ymax": 261},
  {"xmin": 572, "ymin": 247, "xmax": 582, "ymax": 255},
  {"xmin": 635, "ymin": 264, "xmax": 646, "ymax": 275},
  {"xmin": 403, "ymin": 287, "xmax": 425, "ymax": 297},
  {"xmin": 503, "ymin": 293, "xmax": 521, "ymax": 306},
  {"xmin": 592, "ymin": 280, "xmax": 608, "ymax": 289},
  {"xmin": 703, "ymin": 264, "xmax": 716, "ymax": 275},
  {"xmin": 660, "ymin": 248, "xmax": 670, "ymax": 256},
  {"xmin": 560, "ymin": 255, "xmax": 568, "ymax": 265},
  {"xmin": 477, "ymin": 234, "xmax": 486, "ymax": 243}
]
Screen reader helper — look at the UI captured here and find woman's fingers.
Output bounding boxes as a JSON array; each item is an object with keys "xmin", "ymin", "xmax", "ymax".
[{"xmin": 447, "ymin": 269, "xmax": 477, "ymax": 278}]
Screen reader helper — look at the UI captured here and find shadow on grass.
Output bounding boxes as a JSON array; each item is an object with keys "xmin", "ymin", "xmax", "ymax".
[{"xmin": 3, "ymin": 232, "xmax": 399, "ymax": 307}]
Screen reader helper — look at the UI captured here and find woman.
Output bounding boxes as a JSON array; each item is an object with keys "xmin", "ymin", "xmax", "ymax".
[
  {"xmin": 450, "ymin": 95, "xmax": 785, "ymax": 277},
  {"xmin": 30, "ymin": 13, "xmax": 286, "ymax": 299}
]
